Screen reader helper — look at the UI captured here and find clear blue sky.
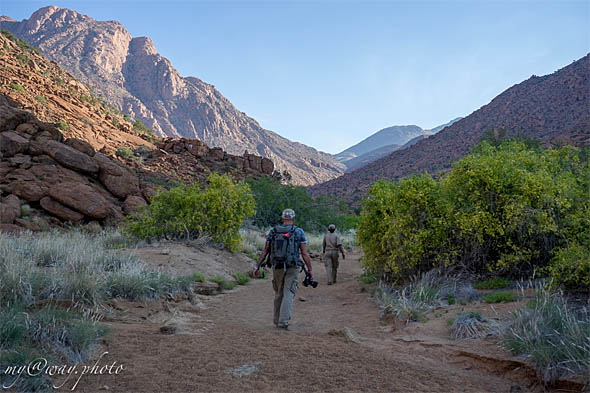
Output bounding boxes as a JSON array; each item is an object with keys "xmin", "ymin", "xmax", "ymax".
[{"xmin": 2, "ymin": 1, "xmax": 589, "ymax": 154}]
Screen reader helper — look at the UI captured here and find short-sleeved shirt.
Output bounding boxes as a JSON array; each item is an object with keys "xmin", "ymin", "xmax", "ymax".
[
  {"xmin": 323, "ymin": 232, "xmax": 341, "ymax": 251},
  {"xmin": 266, "ymin": 225, "xmax": 307, "ymax": 260}
]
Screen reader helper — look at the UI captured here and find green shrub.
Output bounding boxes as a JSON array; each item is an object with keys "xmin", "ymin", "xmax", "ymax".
[
  {"xmin": 16, "ymin": 53, "xmax": 28, "ymax": 65},
  {"xmin": 221, "ymin": 280, "xmax": 236, "ymax": 290},
  {"xmin": 482, "ymin": 290, "xmax": 516, "ymax": 304},
  {"xmin": 9, "ymin": 83, "xmax": 24, "ymax": 92},
  {"xmin": 246, "ymin": 177, "xmax": 358, "ymax": 232},
  {"xmin": 357, "ymin": 271, "xmax": 378, "ymax": 284},
  {"xmin": 473, "ymin": 277, "xmax": 511, "ymax": 290},
  {"xmin": 545, "ymin": 244, "xmax": 590, "ymax": 290},
  {"xmin": 125, "ymin": 173, "xmax": 255, "ymax": 251},
  {"xmin": 111, "ymin": 117, "xmax": 120, "ymax": 126},
  {"xmin": 358, "ymin": 174, "xmax": 450, "ymax": 280},
  {"xmin": 34, "ymin": 95, "xmax": 47, "ymax": 103},
  {"xmin": 504, "ymin": 288, "xmax": 590, "ymax": 384},
  {"xmin": 234, "ymin": 272, "xmax": 250, "ymax": 285},
  {"xmin": 116, "ymin": 147, "xmax": 134, "ymax": 160},
  {"xmin": 123, "ymin": 114, "xmax": 131, "ymax": 121},
  {"xmin": 132, "ymin": 119, "xmax": 149, "ymax": 134},
  {"xmin": 191, "ymin": 272, "xmax": 205, "ymax": 283},
  {"xmin": 447, "ymin": 295, "xmax": 456, "ymax": 305},
  {"xmin": 358, "ymin": 140, "xmax": 589, "ymax": 287},
  {"xmin": 135, "ymin": 145, "xmax": 152, "ymax": 157},
  {"xmin": 55, "ymin": 121, "xmax": 68, "ymax": 131},
  {"xmin": 208, "ymin": 276, "xmax": 224, "ymax": 285}
]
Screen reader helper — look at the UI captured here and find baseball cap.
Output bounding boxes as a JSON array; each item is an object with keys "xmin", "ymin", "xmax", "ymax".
[{"xmin": 282, "ymin": 209, "xmax": 295, "ymax": 220}]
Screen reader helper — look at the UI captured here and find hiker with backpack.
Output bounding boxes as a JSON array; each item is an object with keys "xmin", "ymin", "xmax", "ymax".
[
  {"xmin": 254, "ymin": 208, "xmax": 313, "ymax": 330},
  {"xmin": 322, "ymin": 224, "xmax": 345, "ymax": 285}
]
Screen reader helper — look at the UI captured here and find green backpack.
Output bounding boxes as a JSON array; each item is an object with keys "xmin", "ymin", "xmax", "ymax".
[{"xmin": 269, "ymin": 225, "xmax": 300, "ymax": 267}]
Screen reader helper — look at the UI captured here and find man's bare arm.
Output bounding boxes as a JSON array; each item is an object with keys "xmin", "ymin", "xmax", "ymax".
[
  {"xmin": 255, "ymin": 242, "xmax": 270, "ymax": 271},
  {"xmin": 338, "ymin": 244, "xmax": 345, "ymax": 259}
]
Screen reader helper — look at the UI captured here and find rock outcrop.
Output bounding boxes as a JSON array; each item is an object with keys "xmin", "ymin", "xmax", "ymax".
[
  {"xmin": 0, "ymin": 92, "xmax": 272, "ymax": 232},
  {"xmin": 0, "ymin": 6, "xmax": 345, "ymax": 185}
]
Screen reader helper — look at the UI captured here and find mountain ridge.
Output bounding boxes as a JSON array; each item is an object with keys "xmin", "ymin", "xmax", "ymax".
[
  {"xmin": 0, "ymin": 6, "xmax": 345, "ymax": 185},
  {"xmin": 336, "ymin": 118, "xmax": 462, "ymax": 172},
  {"xmin": 310, "ymin": 55, "xmax": 590, "ymax": 203}
]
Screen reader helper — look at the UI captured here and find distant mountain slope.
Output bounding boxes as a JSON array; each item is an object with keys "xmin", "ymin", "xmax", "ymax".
[
  {"xmin": 0, "ymin": 31, "xmax": 274, "ymax": 185},
  {"xmin": 335, "ymin": 125, "xmax": 424, "ymax": 163},
  {"xmin": 0, "ymin": 6, "xmax": 345, "ymax": 185},
  {"xmin": 336, "ymin": 118, "xmax": 461, "ymax": 172},
  {"xmin": 310, "ymin": 55, "xmax": 590, "ymax": 203},
  {"xmin": 343, "ymin": 143, "xmax": 402, "ymax": 172}
]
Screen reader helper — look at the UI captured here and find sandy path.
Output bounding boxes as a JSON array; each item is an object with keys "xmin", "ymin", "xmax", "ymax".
[{"xmin": 77, "ymin": 250, "xmax": 545, "ymax": 393}]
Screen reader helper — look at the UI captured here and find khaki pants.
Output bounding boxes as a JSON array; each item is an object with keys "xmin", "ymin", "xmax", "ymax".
[
  {"xmin": 324, "ymin": 250, "xmax": 339, "ymax": 284},
  {"xmin": 272, "ymin": 266, "xmax": 299, "ymax": 326}
]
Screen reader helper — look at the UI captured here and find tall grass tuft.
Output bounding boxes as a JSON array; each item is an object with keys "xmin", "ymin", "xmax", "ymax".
[
  {"xmin": 380, "ymin": 270, "xmax": 459, "ymax": 323},
  {"xmin": 503, "ymin": 286, "xmax": 590, "ymax": 385},
  {"xmin": 452, "ymin": 312, "xmax": 496, "ymax": 339}
]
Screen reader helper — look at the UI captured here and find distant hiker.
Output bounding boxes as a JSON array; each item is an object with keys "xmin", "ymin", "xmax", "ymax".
[
  {"xmin": 254, "ymin": 209, "xmax": 313, "ymax": 330},
  {"xmin": 322, "ymin": 224, "xmax": 345, "ymax": 285}
]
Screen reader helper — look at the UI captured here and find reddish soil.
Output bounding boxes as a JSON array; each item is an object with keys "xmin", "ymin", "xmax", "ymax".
[{"xmin": 72, "ymin": 249, "xmax": 561, "ymax": 393}]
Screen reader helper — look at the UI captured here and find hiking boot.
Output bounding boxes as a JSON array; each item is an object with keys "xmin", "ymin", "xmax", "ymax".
[{"xmin": 277, "ymin": 324, "xmax": 289, "ymax": 330}]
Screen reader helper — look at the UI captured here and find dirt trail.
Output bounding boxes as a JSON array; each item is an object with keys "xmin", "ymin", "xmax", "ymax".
[{"xmin": 78, "ymin": 249, "xmax": 546, "ymax": 393}]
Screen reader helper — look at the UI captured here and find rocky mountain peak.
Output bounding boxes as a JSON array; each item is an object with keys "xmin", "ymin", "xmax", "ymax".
[
  {"xmin": 23, "ymin": 6, "xmax": 89, "ymax": 34},
  {"xmin": 1, "ymin": 6, "xmax": 344, "ymax": 185},
  {"xmin": 129, "ymin": 36, "xmax": 157, "ymax": 56}
]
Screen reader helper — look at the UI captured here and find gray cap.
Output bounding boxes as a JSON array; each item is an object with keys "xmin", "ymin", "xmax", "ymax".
[
  {"xmin": 328, "ymin": 224, "xmax": 336, "ymax": 231},
  {"xmin": 282, "ymin": 209, "xmax": 295, "ymax": 220}
]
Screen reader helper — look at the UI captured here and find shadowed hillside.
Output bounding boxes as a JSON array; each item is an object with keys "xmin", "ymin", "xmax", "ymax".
[{"xmin": 310, "ymin": 55, "xmax": 590, "ymax": 203}]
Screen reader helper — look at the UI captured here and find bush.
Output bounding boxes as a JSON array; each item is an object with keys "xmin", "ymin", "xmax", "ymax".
[
  {"xmin": 246, "ymin": 177, "xmax": 358, "ymax": 232},
  {"xmin": 358, "ymin": 174, "xmax": 450, "ymax": 280},
  {"xmin": 125, "ymin": 173, "xmax": 255, "ymax": 251},
  {"xmin": 16, "ymin": 53, "xmax": 28, "ymax": 65},
  {"xmin": 545, "ymin": 244, "xmax": 590, "ymax": 290},
  {"xmin": 221, "ymin": 280, "xmax": 236, "ymax": 290},
  {"xmin": 208, "ymin": 276, "xmax": 224, "ymax": 285},
  {"xmin": 358, "ymin": 140, "xmax": 589, "ymax": 287},
  {"xmin": 503, "ymin": 288, "xmax": 590, "ymax": 384},
  {"xmin": 357, "ymin": 271, "xmax": 378, "ymax": 284},
  {"xmin": 116, "ymin": 147, "xmax": 134, "ymax": 159},
  {"xmin": 234, "ymin": 272, "xmax": 250, "ymax": 285},
  {"xmin": 191, "ymin": 272, "xmax": 205, "ymax": 283},
  {"xmin": 482, "ymin": 290, "xmax": 516, "ymax": 303},
  {"xmin": 112, "ymin": 117, "xmax": 120, "ymax": 126},
  {"xmin": 9, "ymin": 83, "xmax": 24, "ymax": 92},
  {"xmin": 34, "ymin": 95, "xmax": 47, "ymax": 103},
  {"xmin": 473, "ymin": 277, "xmax": 511, "ymax": 290},
  {"xmin": 452, "ymin": 312, "xmax": 495, "ymax": 339},
  {"xmin": 132, "ymin": 119, "xmax": 150, "ymax": 134},
  {"xmin": 55, "ymin": 121, "xmax": 68, "ymax": 131}
]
